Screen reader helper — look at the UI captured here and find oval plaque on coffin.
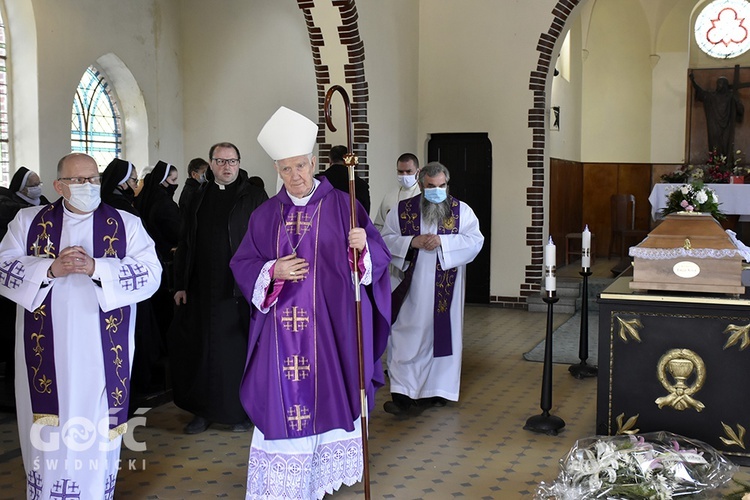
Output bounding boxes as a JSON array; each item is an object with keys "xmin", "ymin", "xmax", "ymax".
[{"xmin": 673, "ymin": 261, "xmax": 701, "ymax": 279}]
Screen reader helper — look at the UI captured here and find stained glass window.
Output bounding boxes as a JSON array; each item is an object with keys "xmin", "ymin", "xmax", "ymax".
[
  {"xmin": 0, "ymin": 10, "xmax": 9, "ymax": 187},
  {"xmin": 71, "ymin": 66, "xmax": 122, "ymax": 169},
  {"xmin": 695, "ymin": 0, "xmax": 750, "ymax": 59}
]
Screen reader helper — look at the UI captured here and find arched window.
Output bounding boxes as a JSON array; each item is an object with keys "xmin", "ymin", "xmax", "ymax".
[
  {"xmin": 0, "ymin": 9, "xmax": 9, "ymax": 186},
  {"xmin": 71, "ymin": 66, "xmax": 122, "ymax": 169}
]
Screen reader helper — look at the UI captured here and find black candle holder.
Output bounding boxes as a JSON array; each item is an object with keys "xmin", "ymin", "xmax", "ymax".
[
  {"xmin": 569, "ymin": 269, "xmax": 598, "ymax": 379},
  {"xmin": 524, "ymin": 294, "xmax": 566, "ymax": 436}
]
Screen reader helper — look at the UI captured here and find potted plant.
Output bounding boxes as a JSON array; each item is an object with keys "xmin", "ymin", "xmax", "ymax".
[{"xmin": 731, "ymin": 150, "xmax": 747, "ymax": 184}]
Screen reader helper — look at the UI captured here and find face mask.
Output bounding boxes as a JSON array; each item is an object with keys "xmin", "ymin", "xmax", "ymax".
[
  {"xmin": 165, "ymin": 183, "xmax": 178, "ymax": 196},
  {"xmin": 397, "ymin": 174, "xmax": 418, "ymax": 189},
  {"xmin": 118, "ymin": 184, "xmax": 134, "ymax": 200},
  {"xmin": 25, "ymin": 186, "xmax": 43, "ymax": 200},
  {"xmin": 197, "ymin": 173, "xmax": 207, "ymax": 184},
  {"xmin": 66, "ymin": 183, "xmax": 101, "ymax": 213},
  {"xmin": 423, "ymin": 187, "xmax": 447, "ymax": 204}
]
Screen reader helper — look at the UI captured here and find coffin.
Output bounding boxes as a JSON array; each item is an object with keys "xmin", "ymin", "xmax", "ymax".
[{"xmin": 629, "ymin": 213, "xmax": 745, "ymax": 295}]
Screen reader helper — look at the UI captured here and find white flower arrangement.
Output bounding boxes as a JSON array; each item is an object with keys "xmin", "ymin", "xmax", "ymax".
[
  {"xmin": 660, "ymin": 182, "xmax": 723, "ymax": 219},
  {"xmin": 534, "ymin": 432, "xmax": 737, "ymax": 499}
]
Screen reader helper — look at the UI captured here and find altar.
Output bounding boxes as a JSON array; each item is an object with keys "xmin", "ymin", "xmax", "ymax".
[
  {"xmin": 649, "ymin": 183, "xmax": 750, "ymax": 220},
  {"xmin": 597, "ymin": 276, "xmax": 750, "ymax": 465}
]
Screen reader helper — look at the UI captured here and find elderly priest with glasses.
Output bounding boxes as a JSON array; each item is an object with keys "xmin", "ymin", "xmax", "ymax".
[
  {"xmin": 0, "ymin": 152, "xmax": 161, "ymax": 499},
  {"xmin": 229, "ymin": 106, "xmax": 392, "ymax": 499}
]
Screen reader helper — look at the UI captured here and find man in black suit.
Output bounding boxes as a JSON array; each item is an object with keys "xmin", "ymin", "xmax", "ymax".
[{"xmin": 315, "ymin": 144, "xmax": 370, "ymax": 214}]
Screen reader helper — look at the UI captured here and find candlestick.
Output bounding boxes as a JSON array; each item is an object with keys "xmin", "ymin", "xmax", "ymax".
[
  {"xmin": 581, "ymin": 225, "xmax": 591, "ymax": 270},
  {"xmin": 545, "ymin": 236, "xmax": 556, "ymax": 295}
]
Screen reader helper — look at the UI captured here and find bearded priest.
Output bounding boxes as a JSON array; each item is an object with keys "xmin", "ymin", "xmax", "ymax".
[{"xmin": 381, "ymin": 161, "xmax": 484, "ymax": 418}]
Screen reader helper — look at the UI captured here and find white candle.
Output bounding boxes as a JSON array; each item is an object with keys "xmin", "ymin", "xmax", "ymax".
[
  {"xmin": 545, "ymin": 236, "xmax": 556, "ymax": 294},
  {"xmin": 581, "ymin": 225, "xmax": 591, "ymax": 270}
]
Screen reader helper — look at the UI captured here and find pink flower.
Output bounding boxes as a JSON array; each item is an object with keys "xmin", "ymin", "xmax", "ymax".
[
  {"xmin": 686, "ymin": 205, "xmax": 694, "ymax": 212},
  {"xmin": 680, "ymin": 200, "xmax": 689, "ymax": 208}
]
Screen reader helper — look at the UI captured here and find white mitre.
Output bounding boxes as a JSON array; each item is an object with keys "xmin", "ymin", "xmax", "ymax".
[{"xmin": 257, "ymin": 106, "xmax": 318, "ymax": 161}]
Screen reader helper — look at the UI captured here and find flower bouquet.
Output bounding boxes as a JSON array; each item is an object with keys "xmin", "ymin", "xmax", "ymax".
[
  {"xmin": 659, "ymin": 181, "xmax": 724, "ymax": 220},
  {"xmin": 534, "ymin": 431, "xmax": 738, "ymax": 499}
]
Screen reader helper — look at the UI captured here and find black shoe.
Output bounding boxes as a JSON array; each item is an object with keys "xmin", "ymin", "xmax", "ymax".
[
  {"xmin": 431, "ymin": 397, "xmax": 448, "ymax": 407},
  {"xmin": 418, "ymin": 396, "xmax": 448, "ymax": 408},
  {"xmin": 230, "ymin": 420, "xmax": 253, "ymax": 432},
  {"xmin": 383, "ymin": 400, "xmax": 406, "ymax": 416},
  {"xmin": 184, "ymin": 416, "xmax": 211, "ymax": 434},
  {"xmin": 384, "ymin": 397, "xmax": 425, "ymax": 419}
]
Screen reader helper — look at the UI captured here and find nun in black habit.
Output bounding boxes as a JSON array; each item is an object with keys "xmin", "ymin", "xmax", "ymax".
[
  {"xmin": 0, "ymin": 167, "xmax": 50, "ymax": 384},
  {"xmin": 101, "ymin": 158, "xmax": 167, "ymax": 400},
  {"xmin": 100, "ymin": 158, "xmax": 139, "ymax": 215}
]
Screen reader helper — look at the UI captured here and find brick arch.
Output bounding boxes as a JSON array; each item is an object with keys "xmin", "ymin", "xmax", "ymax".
[
  {"xmin": 296, "ymin": 0, "xmax": 370, "ymax": 180},
  {"xmin": 297, "ymin": 0, "xmax": 579, "ymax": 305},
  {"xmin": 522, "ymin": 0, "xmax": 582, "ymax": 305}
]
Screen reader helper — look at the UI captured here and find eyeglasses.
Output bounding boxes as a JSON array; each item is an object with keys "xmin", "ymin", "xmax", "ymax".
[
  {"xmin": 212, "ymin": 158, "xmax": 240, "ymax": 167},
  {"xmin": 58, "ymin": 176, "xmax": 102, "ymax": 185},
  {"xmin": 127, "ymin": 177, "xmax": 138, "ymax": 185}
]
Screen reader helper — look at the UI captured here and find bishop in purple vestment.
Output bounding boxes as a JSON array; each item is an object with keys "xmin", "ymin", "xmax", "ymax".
[{"xmin": 229, "ymin": 106, "xmax": 391, "ymax": 499}]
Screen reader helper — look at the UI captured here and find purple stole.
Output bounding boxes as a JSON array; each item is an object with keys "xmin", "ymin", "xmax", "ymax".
[
  {"xmin": 24, "ymin": 201, "xmax": 131, "ymax": 438},
  {"xmin": 393, "ymin": 195, "xmax": 460, "ymax": 357},
  {"xmin": 273, "ymin": 200, "xmax": 323, "ymax": 437}
]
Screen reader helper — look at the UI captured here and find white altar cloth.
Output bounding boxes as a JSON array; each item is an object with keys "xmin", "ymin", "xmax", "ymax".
[{"xmin": 648, "ymin": 183, "xmax": 750, "ymax": 220}]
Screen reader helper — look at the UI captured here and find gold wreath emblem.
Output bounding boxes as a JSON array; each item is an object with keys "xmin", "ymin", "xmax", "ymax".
[{"xmin": 655, "ymin": 348, "xmax": 705, "ymax": 412}]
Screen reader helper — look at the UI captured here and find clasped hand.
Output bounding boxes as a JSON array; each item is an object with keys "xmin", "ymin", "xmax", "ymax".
[
  {"xmin": 273, "ymin": 228, "xmax": 366, "ymax": 281},
  {"xmin": 274, "ymin": 253, "xmax": 309, "ymax": 281},
  {"xmin": 411, "ymin": 234, "xmax": 441, "ymax": 251},
  {"xmin": 51, "ymin": 246, "xmax": 95, "ymax": 278}
]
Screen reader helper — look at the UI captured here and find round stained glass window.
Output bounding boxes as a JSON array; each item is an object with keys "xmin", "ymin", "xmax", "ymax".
[{"xmin": 695, "ymin": 0, "xmax": 750, "ymax": 59}]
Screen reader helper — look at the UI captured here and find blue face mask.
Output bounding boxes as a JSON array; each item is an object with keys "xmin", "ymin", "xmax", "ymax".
[{"xmin": 423, "ymin": 187, "xmax": 447, "ymax": 204}]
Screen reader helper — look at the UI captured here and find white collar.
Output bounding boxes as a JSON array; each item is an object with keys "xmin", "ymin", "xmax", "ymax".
[{"xmin": 287, "ymin": 179, "xmax": 320, "ymax": 206}]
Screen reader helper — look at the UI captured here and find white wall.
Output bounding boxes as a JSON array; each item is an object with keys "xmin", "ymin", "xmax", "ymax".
[
  {"xmin": 581, "ymin": 0, "xmax": 653, "ymax": 163},
  {"xmin": 417, "ymin": 0, "xmax": 559, "ymax": 299},
  {"xmin": 357, "ymin": 1, "xmax": 419, "ymax": 216},
  {"xmin": 179, "ymin": 0, "xmax": 315, "ymax": 193},
  {"xmin": 549, "ymin": 16, "xmax": 584, "ymax": 162},
  {"xmin": 29, "ymin": 0, "xmax": 183, "ymax": 194},
  {"xmin": 179, "ymin": 1, "xmax": 419, "ymax": 214}
]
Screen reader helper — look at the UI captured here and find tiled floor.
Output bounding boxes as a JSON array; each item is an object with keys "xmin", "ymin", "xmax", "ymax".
[{"xmin": 0, "ymin": 259, "xmax": 748, "ymax": 498}]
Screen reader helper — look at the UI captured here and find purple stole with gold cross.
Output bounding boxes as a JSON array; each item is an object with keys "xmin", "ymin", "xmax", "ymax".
[
  {"xmin": 273, "ymin": 200, "xmax": 322, "ymax": 437},
  {"xmin": 393, "ymin": 195, "xmax": 460, "ymax": 357},
  {"xmin": 24, "ymin": 200, "xmax": 131, "ymax": 438}
]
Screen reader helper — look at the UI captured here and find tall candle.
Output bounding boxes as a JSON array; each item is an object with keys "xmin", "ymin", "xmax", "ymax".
[
  {"xmin": 545, "ymin": 236, "xmax": 556, "ymax": 295},
  {"xmin": 581, "ymin": 225, "xmax": 591, "ymax": 270}
]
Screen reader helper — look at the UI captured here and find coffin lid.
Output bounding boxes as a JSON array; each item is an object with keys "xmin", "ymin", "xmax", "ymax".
[{"xmin": 630, "ymin": 213, "xmax": 743, "ymax": 260}]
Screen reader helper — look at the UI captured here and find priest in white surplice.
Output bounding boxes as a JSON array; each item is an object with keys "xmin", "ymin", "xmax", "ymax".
[
  {"xmin": 0, "ymin": 153, "xmax": 161, "ymax": 499},
  {"xmin": 381, "ymin": 161, "xmax": 484, "ymax": 417}
]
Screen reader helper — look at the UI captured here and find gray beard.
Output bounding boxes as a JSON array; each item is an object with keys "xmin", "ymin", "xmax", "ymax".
[{"xmin": 421, "ymin": 197, "xmax": 451, "ymax": 227}]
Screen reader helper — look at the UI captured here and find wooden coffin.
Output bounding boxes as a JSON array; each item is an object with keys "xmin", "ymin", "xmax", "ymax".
[{"xmin": 629, "ymin": 213, "xmax": 744, "ymax": 294}]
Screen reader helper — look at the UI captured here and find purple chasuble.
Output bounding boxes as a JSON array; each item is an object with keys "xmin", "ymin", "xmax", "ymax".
[
  {"xmin": 393, "ymin": 195, "xmax": 460, "ymax": 357},
  {"xmin": 230, "ymin": 178, "xmax": 392, "ymax": 440},
  {"xmin": 23, "ymin": 200, "xmax": 131, "ymax": 435}
]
